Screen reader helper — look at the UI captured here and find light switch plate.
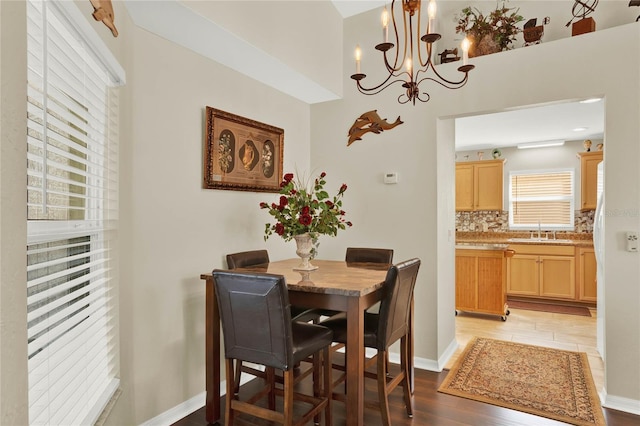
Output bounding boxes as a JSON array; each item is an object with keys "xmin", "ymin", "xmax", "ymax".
[{"xmin": 626, "ymin": 231, "xmax": 638, "ymax": 252}]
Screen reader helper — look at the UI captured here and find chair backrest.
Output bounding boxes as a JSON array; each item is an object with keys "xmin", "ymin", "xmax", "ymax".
[
  {"xmin": 226, "ymin": 249, "xmax": 270, "ymax": 269},
  {"xmin": 213, "ymin": 270, "xmax": 293, "ymax": 370},
  {"xmin": 345, "ymin": 247, "xmax": 394, "ymax": 264},
  {"xmin": 376, "ymin": 258, "xmax": 421, "ymax": 350}
]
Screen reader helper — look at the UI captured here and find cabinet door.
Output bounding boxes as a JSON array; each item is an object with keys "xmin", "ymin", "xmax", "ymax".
[
  {"xmin": 455, "ymin": 253, "xmax": 477, "ymax": 310},
  {"xmin": 540, "ymin": 255, "xmax": 575, "ymax": 299},
  {"xmin": 475, "ymin": 162, "xmax": 503, "ymax": 210},
  {"xmin": 477, "ymin": 255, "xmax": 505, "ymax": 313},
  {"xmin": 579, "ymin": 248, "xmax": 597, "ymax": 302},
  {"xmin": 455, "ymin": 164, "xmax": 474, "ymax": 211},
  {"xmin": 581, "ymin": 153, "xmax": 603, "ymax": 210},
  {"xmin": 507, "ymin": 255, "xmax": 539, "ymax": 296}
]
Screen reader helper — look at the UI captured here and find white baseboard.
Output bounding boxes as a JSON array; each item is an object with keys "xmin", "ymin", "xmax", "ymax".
[
  {"xmin": 138, "ymin": 373, "xmax": 257, "ymax": 426},
  {"xmin": 437, "ymin": 338, "xmax": 460, "ymax": 372},
  {"xmin": 602, "ymin": 389, "xmax": 640, "ymax": 416}
]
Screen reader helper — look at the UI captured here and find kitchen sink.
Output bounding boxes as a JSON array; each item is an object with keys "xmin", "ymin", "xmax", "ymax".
[{"xmin": 507, "ymin": 238, "xmax": 573, "ymax": 243}]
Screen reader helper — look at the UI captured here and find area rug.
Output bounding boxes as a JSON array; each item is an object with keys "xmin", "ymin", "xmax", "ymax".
[
  {"xmin": 508, "ymin": 300, "xmax": 592, "ymax": 317},
  {"xmin": 438, "ymin": 337, "xmax": 605, "ymax": 426}
]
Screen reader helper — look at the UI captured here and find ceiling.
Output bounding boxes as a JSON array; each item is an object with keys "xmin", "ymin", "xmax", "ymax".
[
  {"xmin": 454, "ymin": 99, "xmax": 605, "ymax": 151},
  {"xmin": 331, "ymin": 1, "xmax": 386, "ymax": 18}
]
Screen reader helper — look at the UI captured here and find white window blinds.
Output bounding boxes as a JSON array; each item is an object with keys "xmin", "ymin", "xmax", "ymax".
[
  {"xmin": 509, "ymin": 170, "xmax": 575, "ymax": 230},
  {"xmin": 26, "ymin": 0, "xmax": 122, "ymax": 424}
]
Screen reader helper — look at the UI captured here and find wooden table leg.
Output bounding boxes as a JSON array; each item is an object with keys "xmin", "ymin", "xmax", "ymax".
[
  {"xmin": 205, "ymin": 277, "xmax": 221, "ymax": 423},
  {"xmin": 345, "ymin": 297, "xmax": 364, "ymax": 426}
]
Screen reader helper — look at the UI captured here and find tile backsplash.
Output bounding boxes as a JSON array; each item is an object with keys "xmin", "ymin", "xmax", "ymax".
[{"xmin": 456, "ymin": 210, "xmax": 595, "ymax": 233}]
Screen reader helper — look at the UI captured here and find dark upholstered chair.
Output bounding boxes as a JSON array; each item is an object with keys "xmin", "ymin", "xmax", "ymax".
[
  {"xmin": 319, "ymin": 258, "xmax": 421, "ymax": 426},
  {"xmin": 316, "ymin": 247, "xmax": 395, "ymax": 320},
  {"xmin": 225, "ymin": 249, "xmax": 270, "ymax": 270},
  {"xmin": 226, "ymin": 250, "xmax": 320, "ymax": 323},
  {"xmin": 345, "ymin": 247, "xmax": 394, "ymax": 264},
  {"xmin": 225, "ymin": 250, "xmax": 321, "ymax": 394},
  {"xmin": 213, "ymin": 270, "xmax": 333, "ymax": 426}
]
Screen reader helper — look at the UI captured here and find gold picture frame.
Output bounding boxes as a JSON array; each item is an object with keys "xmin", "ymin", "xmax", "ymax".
[{"xmin": 204, "ymin": 107, "xmax": 284, "ymax": 192}]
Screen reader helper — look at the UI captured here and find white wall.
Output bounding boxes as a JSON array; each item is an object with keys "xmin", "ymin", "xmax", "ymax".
[{"xmin": 311, "ymin": 9, "xmax": 640, "ymax": 410}]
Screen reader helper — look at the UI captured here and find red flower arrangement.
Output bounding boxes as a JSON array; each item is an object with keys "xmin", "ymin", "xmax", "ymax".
[{"xmin": 261, "ymin": 171, "xmax": 352, "ymax": 244}]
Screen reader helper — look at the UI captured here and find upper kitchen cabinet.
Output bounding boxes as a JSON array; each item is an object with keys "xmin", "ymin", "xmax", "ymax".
[
  {"xmin": 579, "ymin": 151, "xmax": 603, "ymax": 210},
  {"xmin": 456, "ymin": 159, "xmax": 505, "ymax": 211}
]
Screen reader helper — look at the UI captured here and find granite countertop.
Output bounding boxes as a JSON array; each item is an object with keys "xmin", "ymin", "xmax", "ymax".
[
  {"xmin": 455, "ymin": 242, "xmax": 510, "ymax": 251},
  {"xmin": 456, "ymin": 231, "xmax": 594, "ymax": 248}
]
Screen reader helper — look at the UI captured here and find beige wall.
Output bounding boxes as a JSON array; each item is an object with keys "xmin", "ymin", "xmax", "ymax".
[
  {"xmin": 311, "ymin": 8, "xmax": 640, "ymax": 409},
  {"xmin": 108, "ymin": 10, "xmax": 314, "ymax": 426},
  {"xmin": 184, "ymin": 0, "xmax": 344, "ymax": 98},
  {"xmin": 0, "ymin": 1, "xmax": 28, "ymax": 424}
]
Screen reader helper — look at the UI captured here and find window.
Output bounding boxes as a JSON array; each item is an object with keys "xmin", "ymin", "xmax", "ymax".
[
  {"xmin": 509, "ymin": 169, "xmax": 575, "ymax": 230},
  {"xmin": 26, "ymin": 0, "xmax": 124, "ymax": 424}
]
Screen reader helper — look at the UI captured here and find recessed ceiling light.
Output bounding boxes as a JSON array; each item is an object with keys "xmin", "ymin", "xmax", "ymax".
[
  {"xmin": 573, "ymin": 127, "xmax": 588, "ymax": 132},
  {"xmin": 580, "ymin": 98, "xmax": 602, "ymax": 104}
]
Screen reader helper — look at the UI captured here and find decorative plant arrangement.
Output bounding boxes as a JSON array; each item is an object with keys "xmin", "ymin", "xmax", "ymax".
[
  {"xmin": 260, "ymin": 171, "xmax": 352, "ymax": 269},
  {"xmin": 455, "ymin": 1, "xmax": 525, "ymax": 57}
]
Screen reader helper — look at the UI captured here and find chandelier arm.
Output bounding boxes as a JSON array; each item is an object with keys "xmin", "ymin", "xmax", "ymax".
[
  {"xmin": 386, "ymin": 1, "xmax": 405, "ymax": 72},
  {"xmin": 398, "ymin": 91, "xmax": 431, "ymax": 105},
  {"xmin": 417, "ymin": 63, "xmax": 472, "ymax": 88},
  {"xmin": 357, "ymin": 78, "xmax": 412, "ymax": 96},
  {"xmin": 418, "ymin": 38, "xmax": 433, "ymax": 68},
  {"xmin": 417, "ymin": 2, "xmax": 426, "ymax": 67},
  {"xmin": 416, "ymin": 74, "xmax": 470, "ymax": 91}
]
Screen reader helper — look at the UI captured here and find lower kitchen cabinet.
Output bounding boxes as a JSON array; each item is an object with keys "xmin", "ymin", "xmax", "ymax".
[
  {"xmin": 455, "ymin": 249, "xmax": 511, "ymax": 320},
  {"xmin": 507, "ymin": 244, "xmax": 576, "ymax": 300},
  {"xmin": 578, "ymin": 247, "xmax": 597, "ymax": 302}
]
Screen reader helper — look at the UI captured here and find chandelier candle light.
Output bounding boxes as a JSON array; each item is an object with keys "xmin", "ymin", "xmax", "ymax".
[{"xmin": 352, "ymin": 0, "xmax": 474, "ymax": 105}]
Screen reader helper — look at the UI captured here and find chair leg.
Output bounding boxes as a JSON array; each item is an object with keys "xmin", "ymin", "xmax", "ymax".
[
  {"xmin": 376, "ymin": 349, "xmax": 392, "ymax": 426},
  {"xmin": 312, "ymin": 352, "xmax": 321, "ymax": 425},
  {"xmin": 225, "ymin": 359, "xmax": 236, "ymax": 426},
  {"xmin": 233, "ymin": 360, "xmax": 242, "ymax": 395},
  {"xmin": 385, "ymin": 352, "xmax": 390, "ymax": 376},
  {"xmin": 323, "ymin": 346, "xmax": 332, "ymax": 426},
  {"xmin": 400, "ymin": 336, "xmax": 414, "ymax": 417},
  {"xmin": 267, "ymin": 367, "xmax": 276, "ymax": 410},
  {"xmin": 283, "ymin": 369, "xmax": 294, "ymax": 426}
]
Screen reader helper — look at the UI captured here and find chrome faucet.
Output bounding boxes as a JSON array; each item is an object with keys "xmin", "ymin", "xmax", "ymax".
[{"xmin": 537, "ymin": 221, "xmax": 541, "ymax": 239}]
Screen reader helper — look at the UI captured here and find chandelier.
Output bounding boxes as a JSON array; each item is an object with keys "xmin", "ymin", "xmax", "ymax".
[{"xmin": 351, "ymin": 0, "xmax": 474, "ymax": 105}]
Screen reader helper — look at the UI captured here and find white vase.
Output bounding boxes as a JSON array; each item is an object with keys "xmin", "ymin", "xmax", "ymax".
[{"xmin": 293, "ymin": 233, "xmax": 318, "ymax": 271}]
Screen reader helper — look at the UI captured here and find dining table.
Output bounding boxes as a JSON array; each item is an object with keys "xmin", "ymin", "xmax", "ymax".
[{"xmin": 200, "ymin": 258, "xmax": 414, "ymax": 426}]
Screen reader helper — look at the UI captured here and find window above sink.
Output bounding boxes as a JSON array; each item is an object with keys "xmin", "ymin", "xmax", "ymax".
[{"xmin": 508, "ymin": 169, "xmax": 575, "ymax": 231}]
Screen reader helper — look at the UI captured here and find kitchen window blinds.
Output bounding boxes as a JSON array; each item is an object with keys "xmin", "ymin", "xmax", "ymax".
[
  {"xmin": 509, "ymin": 170, "xmax": 575, "ymax": 229},
  {"xmin": 26, "ymin": 0, "xmax": 123, "ymax": 424}
]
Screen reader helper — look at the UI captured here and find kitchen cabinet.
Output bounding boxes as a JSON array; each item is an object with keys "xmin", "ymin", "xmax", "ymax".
[
  {"xmin": 455, "ymin": 248, "xmax": 512, "ymax": 320},
  {"xmin": 455, "ymin": 159, "xmax": 504, "ymax": 211},
  {"xmin": 579, "ymin": 151, "xmax": 603, "ymax": 210},
  {"xmin": 578, "ymin": 247, "xmax": 597, "ymax": 302},
  {"xmin": 507, "ymin": 244, "xmax": 576, "ymax": 300}
]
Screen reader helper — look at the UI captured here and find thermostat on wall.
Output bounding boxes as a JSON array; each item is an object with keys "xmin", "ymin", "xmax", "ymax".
[{"xmin": 384, "ymin": 172, "xmax": 398, "ymax": 184}]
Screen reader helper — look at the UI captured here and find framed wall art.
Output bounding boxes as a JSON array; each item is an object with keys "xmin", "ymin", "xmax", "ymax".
[{"xmin": 204, "ymin": 107, "xmax": 284, "ymax": 192}]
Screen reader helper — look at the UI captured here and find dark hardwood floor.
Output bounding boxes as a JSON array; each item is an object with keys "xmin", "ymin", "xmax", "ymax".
[{"xmin": 172, "ymin": 364, "xmax": 639, "ymax": 426}]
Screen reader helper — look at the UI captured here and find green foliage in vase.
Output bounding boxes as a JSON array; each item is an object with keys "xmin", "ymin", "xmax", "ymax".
[{"xmin": 455, "ymin": 1, "xmax": 525, "ymax": 52}]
